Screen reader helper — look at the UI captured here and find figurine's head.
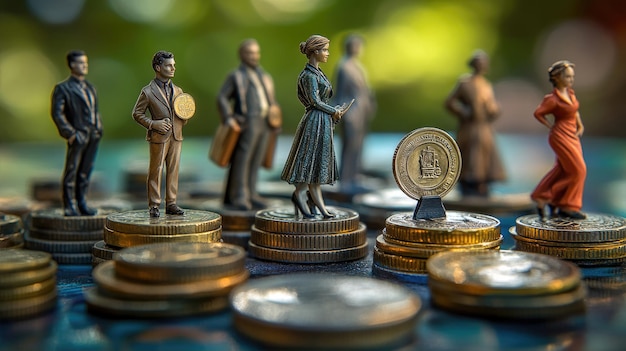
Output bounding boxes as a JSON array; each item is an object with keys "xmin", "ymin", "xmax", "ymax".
[
  {"xmin": 67, "ymin": 50, "xmax": 88, "ymax": 77},
  {"xmin": 300, "ymin": 35, "xmax": 330, "ymax": 61},
  {"xmin": 239, "ymin": 39, "xmax": 261, "ymax": 68},
  {"xmin": 344, "ymin": 34, "xmax": 364, "ymax": 57},
  {"xmin": 468, "ymin": 50, "xmax": 489, "ymax": 74},
  {"xmin": 152, "ymin": 51, "xmax": 175, "ymax": 80},
  {"xmin": 548, "ymin": 60, "xmax": 575, "ymax": 88}
]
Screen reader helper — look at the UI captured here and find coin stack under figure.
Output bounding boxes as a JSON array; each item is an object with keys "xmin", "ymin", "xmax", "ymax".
[
  {"xmin": 24, "ymin": 209, "xmax": 117, "ymax": 265},
  {"xmin": 85, "ymin": 242, "xmax": 248, "ymax": 318},
  {"xmin": 372, "ymin": 127, "xmax": 502, "ymax": 278},
  {"xmin": 248, "ymin": 207, "xmax": 368, "ymax": 263},
  {"xmin": 230, "ymin": 273, "xmax": 422, "ymax": 350},
  {"xmin": 92, "ymin": 209, "xmax": 222, "ymax": 266},
  {"xmin": 0, "ymin": 250, "xmax": 58, "ymax": 320},
  {"xmin": 427, "ymin": 250, "xmax": 586, "ymax": 319},
  {"xmin": 511, "ymin": 214, "xmax": 626, "ymax": 266},
  {"xmin": 0, "ymin": 213, "xmax": 24, "ymax": 249}
]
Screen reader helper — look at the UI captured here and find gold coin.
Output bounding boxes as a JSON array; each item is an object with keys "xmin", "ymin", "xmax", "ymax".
[
  {"xmin": 91, "ymin": 256, "xmax": 108, "ymax": 267},
  {"xmin": 0, "ymin": 277, "xmax": 56, "ymax": 301},
  {"xmin": 24, "ymin": 231, "xmax": 98, "ymax": 253},
  {"xmin": 106, "ymin": 210, "xmax": 221, "ymax": 235},
  {"xmin": 385, "ymin": 211, "xmax": 501, "ymax": 244},
  {"xmin": 28, "ymin": 227, "xmax": 103, "ymax": 241},
  {"xmin": 254, "ymin": 207, "xmax": 360, "ymax": 234},
  {"xmin": 373, "ymin": 247, "xmax": 428, "ymax": 273},
  {"xmin": 230, "ymin": 273, "xmax": 421, "ymax": 349},
  {"xmin": 0, "ymin": 214, "xmax": 22, "ymax": 235},
  {"xmin": 113, "ymin": 242, "xmax": 246, "ymax": 283},
  {"xmin": 515, "ymin": 214, "xmax": 626, "ymax": 242},
  {"xmin": 376, "ymin": 234, "xmax": 502, "ymax": 259},
  {"xmin": 0, "ymin": 249, "xmax": 51, "ymax": 273},
  {"xmin": 103, "ymin": 226, "xmax": 221, "ymax": 247},
  {"xmin": 91, "ymin": 240, "xmax": 120, "ymax": 260},
  {"xmin": 392, "ymin": 127, "xmax": 461, "ymax": 200},
  {"xmin": 427, "ymin": 250, "xmax": 582, "ymax": 296},
  {"xmin": 84, "ymin": 287, "xmax": 229, "ymax": 318},
  {"xmin": 0, "ymin": 261, "xmax": 57, "ymax": 288},
  {"xmin": 248, "ymin": 241, "xmax": 368, "ymax": 263},
  {"xmin": 0, "ymin": 231, "xmax": 23, "ymax": 248},
  {"xmin": 92, "ymin": 261, "xmax": 248, "ymax": 300},
  {"xmin": 510, "ymin": 229, "xmax": 626, "ymax": 260},
  {"xmin": 0, "ymin": 287, "xmax": 57, "ymax": 320},
  {"xmin": 28, "ymin": 208, "xmax": 112, "ymax": 231},
  {"xmin": 250, "ymin": 223, "xmax": 367, "ymax": 250},
  {"xmin": 173, "ymin": 93, "xmax": 195, "ymax": 120}
]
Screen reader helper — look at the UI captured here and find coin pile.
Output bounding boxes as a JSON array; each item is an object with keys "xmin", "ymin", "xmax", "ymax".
[
  {"xmin": 248, "ymin": 207, "xmax": 368, "ymax": 263},
  {"xmin": 24, "ymin": 209, "xmax": 113, "ymax": 265},
  {"xmin": 373, "ymin": 211, "xmax": 502, "ymax": 275},
  {"xmin": 427, "ymin": 250, "xmax": 586, "ymax": 319},
  {"xmin": 85, "ymin": 242, "xmax": 248, "ymax": 318},
  {"xmin": 511, "ymin": 214, "xmax": 626, "ymax": 266},
  {"xmin": 0, "ymin": 250, "xmax": 58, "ymax": 320},
  {"xmin": 92, "ymin": 209, "xmax": 222, "ymax": 266},
  {"xmin": 1, "ymin": 213, "xmax": 24, "ymax": 249},
  {"xmin": 230, "ymin": 273, "xmax": 421, "ymax": 349}
]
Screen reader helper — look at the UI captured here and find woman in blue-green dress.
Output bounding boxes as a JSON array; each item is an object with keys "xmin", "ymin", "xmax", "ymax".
[{"xmin": 281, "ymin": 35, "xmax": 348, "ymax": 219}]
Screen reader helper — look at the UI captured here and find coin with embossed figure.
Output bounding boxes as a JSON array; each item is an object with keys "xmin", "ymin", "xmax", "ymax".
[
  {"xmin": 230, "ymin": 274, "xmax": 421, "ymax": 349},
  {"xmin": 392, "ymin": 127, "xmax": 461, "ymax": 200}
]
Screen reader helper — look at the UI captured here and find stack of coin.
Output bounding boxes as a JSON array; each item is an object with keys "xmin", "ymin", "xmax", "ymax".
[
  {"xmin": 0, "ymin": 250, "xmax": 58, "ymax": 320},
  {"xmin": 0, "ymin": 213, "xmax": 24, "ymax": 249},
  {"xmin": 93, "ymin": 209, "xmax": 222, "ymax": 266},
  {"xmin": 248, "ymin": 207, "xmax": 368, "ymax": 263},
  {"xmin": 427, "ymin": 250, "xmax": 586, "ymax": 319},
  {"xmin": 373, "ymin": 211, "xmax": 502, "ymax": 276},
  {"xmin": 230, "ymin": 273, "xmax": 421, "ymax": 350},
  {"xmin": 24, "ymin": 209, "xmax": 116, "ymax": 265},
  {"xmin": 85, "ymin": 242, "xmax": 248, "ymax": 318},
  {"xmin": 511, "ymin": 214, "xmax": 626, "ymax": 266}
]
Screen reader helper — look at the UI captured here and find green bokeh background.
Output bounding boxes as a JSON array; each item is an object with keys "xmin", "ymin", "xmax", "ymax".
[{"xmin": 1, "ymin": 0, "xmax": 625, "ymax": 143}]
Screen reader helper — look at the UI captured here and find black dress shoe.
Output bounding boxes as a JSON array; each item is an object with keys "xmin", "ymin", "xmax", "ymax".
[
  {"xmin": 558, "ymin": 209, "xmax": 586, "ymax": 219},
  {"xmin": 78, "ymin": 203, "xmax": 97, "ymax": 216},
  {"xmin": 166, "ymin": 204, "xmax": 184, "ymax": 215},
  {"xmin": 149, "ymin": 206, "xmax": 160, "ymax": 218},
  {"xmin": 64, "ymin": 206, "xmax": 80, "ymax": 216}
]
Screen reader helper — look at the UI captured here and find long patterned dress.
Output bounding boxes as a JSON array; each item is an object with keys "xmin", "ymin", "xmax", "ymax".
[
  {"xmin": 281, "ymin": 63, "xmax": 339, "ymax": 184},
  {"xmin": 531, "ymin": 88, "xmax": 586, "ymax": 211}
]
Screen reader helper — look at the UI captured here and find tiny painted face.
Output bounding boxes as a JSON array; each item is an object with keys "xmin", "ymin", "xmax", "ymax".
[
  {"xmin": 70, "ymin": 55, "xmax": 88, "ymax": 76},
  {"xmin": 315, "ymin": 43, "xmax": 330, "ymax": 63},
  {"xmin": 156, "ymin": 58, "xmax": 176, "ymax": 80},
  {"xmin": 241, "ymin": 43, "xmax": 261, "ymax": 68},
  {"xmin": 556, "ymin": 66, "xmax": 575, "ymax": 89}
]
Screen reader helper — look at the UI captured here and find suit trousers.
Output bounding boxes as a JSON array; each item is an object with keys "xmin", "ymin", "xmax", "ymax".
[
  {"xmin": 62, "ymin": 129, "xmax": 101, "ymax": 207},
  {"xmin": 148, "ymin": 138, "xmax": 182, "ymax": 208}
]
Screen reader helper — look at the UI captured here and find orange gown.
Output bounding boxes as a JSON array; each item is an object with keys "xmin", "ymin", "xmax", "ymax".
[{"xmin": 531, "ymin": 88, "xmax": 586, "ymax": 211}]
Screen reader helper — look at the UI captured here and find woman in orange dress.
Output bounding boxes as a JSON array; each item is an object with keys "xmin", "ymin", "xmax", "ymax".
[{"xmin": 531, "ymin": 60, "xmax": 586, "ymax": 219}]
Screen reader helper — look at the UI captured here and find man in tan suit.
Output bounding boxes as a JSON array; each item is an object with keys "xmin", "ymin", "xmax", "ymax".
[{"xmin": 132, "ymin": 50, "xmax": 187, "ymax": 217}]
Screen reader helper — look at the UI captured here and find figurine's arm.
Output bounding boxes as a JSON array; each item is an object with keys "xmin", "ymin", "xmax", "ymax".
[
  {"xmin": 304, "ymin": 74, "xmax": 338, "ymax": 117},
  {"xmin": 575, "ymin": 111, "xmax": 584, "ymax": 137},
  {"xmin": 216, "ymin": 74, "xmax": 237, "ymax": 124},
  {"xmin": 533, "ymin": 95, "xmax": 556, "ymax": 129},
  {"xmin": 132, "ymin": 90, "xmax": 170, "ymax": 134},
  {"xmin": 444, "ymin": 81, "xmax": 470, "ymax": 120},
  {"xmin": 51, "ymin": 85, "xmax": 77, "ymax": 141}
]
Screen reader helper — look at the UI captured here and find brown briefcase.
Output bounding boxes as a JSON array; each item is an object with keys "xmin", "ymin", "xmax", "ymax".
[{"xmin": 209, "ymin": 121, "xmax": 241, "ymax": 167}]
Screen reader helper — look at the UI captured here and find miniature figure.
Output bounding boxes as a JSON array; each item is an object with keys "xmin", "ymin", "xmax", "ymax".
[
  {"xmin": 444, "ymin": 50, "xmax": 505, "ymax": 197},
  {"xmin": 281, "ymin": 35, "xmax": 352, "ymax": 219},
  {"xmin": 132, "ymin": 50, "xmax": 187, "ymax": 218},
  {"xmin": 531, "ymin": 60, "xmax": 586, "ymax": 219},
  {"xmin": 216, "ymin": 39, "xmax": 280, "ymax": 211},
  {"xmin": 333, "ymin": 34, "xmax": 376, "ymax": 194},
  {"xmin": 51, "ymin": 50, "xmax": 102, "ymax": 216}
]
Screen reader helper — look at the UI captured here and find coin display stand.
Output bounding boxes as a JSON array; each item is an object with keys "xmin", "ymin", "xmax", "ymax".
[
  {"xmin": 373, "ymin": 127, "xmax": 502, "ymax": 280},
  {"xmin": 24, "ymin": 208, "xmax": 124, "ymax": 265},
  {"xmin": 0, "ymin": 213, "xmax": 24, "ymax": 249},
  {"xmin": 230, "ymin": 273, "xmax": 421, "ymax": 349},
  {"xmin": 92, "ymin": 209, "xmax": 222, "ymax": 266},
  {"xmin": 0, "ymin": 250, "xmax": 58, "ymax": 320},
  {"xmin": 427, "ymin": 250, "xmax": 586, "ymax": 319},
  {"xmin": 85, "ymin": 242, "xmax": 248, "ymax": 318},
  {"xmin": 248, "ymin": 207, "xmax": 368, "ymax": 263},
  {"xmin": 511, "ymin": 214, "xmax": 626, "ymax": 266}
]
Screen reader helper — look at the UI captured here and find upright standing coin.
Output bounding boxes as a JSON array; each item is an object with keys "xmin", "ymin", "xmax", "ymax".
[
  {"xmin": 392, "ymin": 127, "xmax": 461, "ymax": 200},
  {"xmin": 173, "ymin": 93, "xmax": 196, "ymax": 120}
]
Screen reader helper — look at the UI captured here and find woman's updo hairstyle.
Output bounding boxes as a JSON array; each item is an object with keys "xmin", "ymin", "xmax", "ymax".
[
  {"xmin": 300, "ymin": 35, "xmax": 330, "ymax": 58},
  {"xmin": 548, "ymin": 60, "xmax": 575, "ymax": 87}
]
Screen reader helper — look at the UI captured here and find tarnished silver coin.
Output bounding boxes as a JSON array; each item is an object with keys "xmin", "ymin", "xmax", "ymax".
[
  {"xmin": 0, "ymin": 214, "xmax": 22, "ymax": 235},
  {"xmin": 392, "ymin": 127, "xmax": 461, "ymax": 200},
  {"xmin": 516, "ymin": 213, "xmax": 626, "ymax": 242},
  {"xmin": 230, "ymin": 274, "xmax": 421, "ymax": 349},
  {"xmin": 254, "ymin": 207, "xmax": 360, "ymax": 234}
]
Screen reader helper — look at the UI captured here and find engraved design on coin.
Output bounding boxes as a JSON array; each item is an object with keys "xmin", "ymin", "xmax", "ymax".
[
  {"xmin": 392, "ymin": 127, "xmax": 461, "ymax": 200},
  {"xmin": 174, "ymin": 93, "xmax": 196, "ymax": 120},
  {"xmin": 387, "ymin": 211, "xmax": 499, "ymax": 231},
  {"xmin": 518, "ymin": 214, "xmax": 626, "ymax": 231},
  {"xmin": 257, "ymin": 207, "xmax": 357, "ymax": 222}
]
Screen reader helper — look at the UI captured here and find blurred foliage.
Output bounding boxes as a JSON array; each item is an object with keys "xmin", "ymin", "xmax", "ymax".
[{"xmin": 1, "ymin": 0, "xmax": 626, "ymax": 143}]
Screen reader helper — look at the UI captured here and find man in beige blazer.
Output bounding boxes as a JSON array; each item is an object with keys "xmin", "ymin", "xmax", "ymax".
[{"xmin": 132, "ymin": 50, "xmax": 187, "ymax": 217}]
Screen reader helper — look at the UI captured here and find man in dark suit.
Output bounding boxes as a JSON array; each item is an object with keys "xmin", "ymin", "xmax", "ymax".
[
  {"xmin": 216, "ymin": 39, "xmax": 279, "ymax": 210},
  {"xmin": 132, "ymin": 50, "xmax": 187, "ymax": 218},
  {"xmin": 51, "ymin": 50, "xmax": 102, "ymax": 216}
]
